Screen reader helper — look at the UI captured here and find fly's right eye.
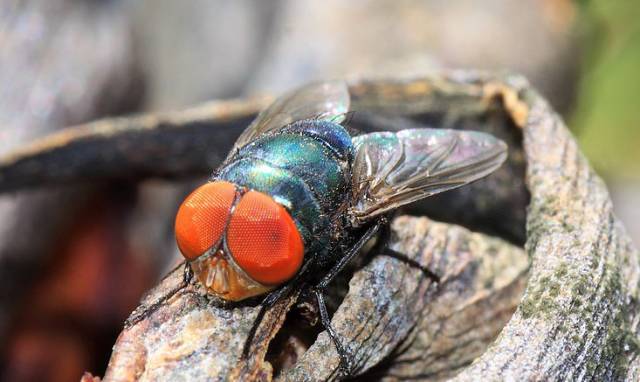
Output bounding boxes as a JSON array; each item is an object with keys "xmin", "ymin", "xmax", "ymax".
[
  {"xmin": 175, "ymin": 181, "xmax": 236, "ymax": 260},
  {"xmin": 226, "ymin": 190, "xmax": 304, "ymax": 286}
]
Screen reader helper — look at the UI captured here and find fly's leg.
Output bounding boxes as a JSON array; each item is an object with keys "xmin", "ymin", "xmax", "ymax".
[
  {"xmin": 316, "ymin": 220, "xmax": 383, "ymax": 290},
  {"xmin": 241, "ymin": 281, "xmax": 296, "ymax": 359},
  {"xmin": 182, "ymin": 260, "xmax": 194, "ymax": 285},
  {"xmin": 241, "ymin": 261, "xmax": 314, "ymax": 359},
  {"xmin": 312, "ymin": 220, "xmax": 384, "ymax": 376},
  {"xmin": 382, "ymin": 247, "xmax": 440, "ymax": 283},
  {"xmin": 375, "ymin": 222, "xmax": 441, "ymax": 283},
  {"xmin": 125, "ymin": 262, "xmax": 193, "ymax": 327},
  {"xmin": 314, "ymin": 289, "xmax": 352, "ymax": 372}
]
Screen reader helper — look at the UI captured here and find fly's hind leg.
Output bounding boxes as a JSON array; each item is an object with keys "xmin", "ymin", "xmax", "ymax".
[
  {"xmin": 125, "ymin": 262, "xmax": 193, "ymax": 327},
  {"xmin": 375, "ymin": 222, "xmax": 441, "ymax": 283},
  {"xmin": 382, "ymin": 247, "xmax": 440, "ymax": 283},
  {"xmin": 312, "ymin": 219, "xmax": 440, "ymax": 375}
]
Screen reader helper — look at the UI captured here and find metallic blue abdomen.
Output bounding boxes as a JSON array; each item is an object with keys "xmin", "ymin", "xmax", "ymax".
[{"xmin": 219, "ymin": 120, "xmax": 353, "ymax": 259}]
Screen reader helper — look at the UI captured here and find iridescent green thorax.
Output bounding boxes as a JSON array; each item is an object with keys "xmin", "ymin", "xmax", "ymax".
[{"xmin": 218, "ymin": 120, "xmax": 354, "ymax": 261}]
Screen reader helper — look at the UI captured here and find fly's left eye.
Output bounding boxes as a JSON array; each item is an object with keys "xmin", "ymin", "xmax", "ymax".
[
  {"xmin": 226, "ymin": 190, "xmax": 304, "ymax": 285},
  {"xmin": 175, "ymin": 181, "xmax": 236, "ymax": 260}
]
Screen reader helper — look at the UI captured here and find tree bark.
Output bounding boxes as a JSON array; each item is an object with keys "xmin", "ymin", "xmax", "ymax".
[{"xmin": 39, "ymin": 72, "xmax": 638, "ymax": 381}]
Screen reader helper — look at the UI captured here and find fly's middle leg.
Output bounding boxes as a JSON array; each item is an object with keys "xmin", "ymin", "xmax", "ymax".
[{"xmin": 311, "ymin": 220, "xmax": 383, "ymax": 376}]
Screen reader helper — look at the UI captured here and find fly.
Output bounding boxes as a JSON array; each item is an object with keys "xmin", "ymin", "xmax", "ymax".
[{"xmin": 131, "ymin": 81, "xmax": 507, "ymax": 375}]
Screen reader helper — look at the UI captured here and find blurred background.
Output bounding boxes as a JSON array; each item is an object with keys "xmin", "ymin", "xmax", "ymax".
[{"xmin": 0, "ymin": 1, "xmax": 638, "ymax": 381}]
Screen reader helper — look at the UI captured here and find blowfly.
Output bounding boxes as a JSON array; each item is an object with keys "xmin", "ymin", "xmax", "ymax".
[{"xmin": 147, "ymin": 81, "xmax": 506, "ymax": 373}]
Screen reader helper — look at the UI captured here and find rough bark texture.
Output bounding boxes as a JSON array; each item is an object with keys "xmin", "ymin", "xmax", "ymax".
[
  {"xmin": 3, "ymin": 72, "xmax": 636, "ymax": 380},
  {"xmin": 282, "ymin": 217, "xmax": 528, "ymax": 382},
  {"xmin": 105, "ymin": 267, "xmax": 299, "ymax": 381},
  {"xmin": 102, "ymin": 73, "xmax": 639, "ymax": 381},
  {"xmin": 104, "ymin": 217, "xmax": 528, "ymax": 382},
  {"xmin": 451, "ymin": 78, "xmax": 640, "ymax": 381}
]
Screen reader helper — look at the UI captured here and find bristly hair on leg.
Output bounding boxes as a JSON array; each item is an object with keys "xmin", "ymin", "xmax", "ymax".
[{"xmin": 314, "ymin": 288, "xmax": 354, "ymax": 376}]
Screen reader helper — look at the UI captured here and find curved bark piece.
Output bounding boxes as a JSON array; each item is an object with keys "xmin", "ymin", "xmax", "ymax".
[
  {"xmin": 0, "ymin": 97, "xmax": 268, "ymax": 191},
  {"xmin": 104, "ymin": 216, "xmax": 527, "ymax": 381},
  {"xmin": 449, "ymin": 76, "xmax": 640, "ymax": 381},
  {"xmin": 279, "ymin": 217, "xmax": 528, "ymax": 381},
  {"xmin": 0, "ymin": 75, "xmax": 529, "ymax": 244},
  {"xmin": 99, "ymin": 73, "xmax": 638, "ymax": 381}
]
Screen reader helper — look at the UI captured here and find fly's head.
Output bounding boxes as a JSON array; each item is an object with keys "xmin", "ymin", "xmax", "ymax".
[{"xmin": 174, "ymin": 181, "xmax": 304, "ymax": 301}]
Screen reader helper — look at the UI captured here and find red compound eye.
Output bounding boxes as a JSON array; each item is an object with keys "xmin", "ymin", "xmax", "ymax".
[
  {"xmin": 175, "ymin": 181, "xmax": 236, "ymax": 260},
  {"xmin": 227, "ymin": 190, "xmax": 304, "ymax": 285}
]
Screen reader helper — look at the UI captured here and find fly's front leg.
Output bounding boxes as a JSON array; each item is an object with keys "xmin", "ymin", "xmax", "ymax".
[
  {"xmin": 241, "ymin": 282, "xmax": 295, "ymax": 359},
  {"xmin": 125, "ymin": 262, "xmax": 193, "ymax": 327},
  {"xmin": 241, "ymin": 261, "xmax": 313, "ymax": 360},
  {"xmin": 183, "ymin": 261, "xmax": 194, "ymax": 284}
]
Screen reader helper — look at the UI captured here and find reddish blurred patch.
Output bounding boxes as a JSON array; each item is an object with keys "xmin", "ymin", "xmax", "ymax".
[{"xmin": 2, "ymin": 186, "xmax": 155, "ymax": 382}]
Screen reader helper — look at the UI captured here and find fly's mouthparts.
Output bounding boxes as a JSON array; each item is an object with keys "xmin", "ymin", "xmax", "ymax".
[
  {"xmin": 200, "ymin": 250, "xmax": 232, "ymax": 295},
  {"xmin": 190, "ymin": 249, "xmax": 275, "ymax": 301}
]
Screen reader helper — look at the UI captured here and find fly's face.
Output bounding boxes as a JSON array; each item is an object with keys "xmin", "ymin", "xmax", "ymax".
[{"xmin": 174, "ymin": 181, "xmax": 304, "ymax": 301}]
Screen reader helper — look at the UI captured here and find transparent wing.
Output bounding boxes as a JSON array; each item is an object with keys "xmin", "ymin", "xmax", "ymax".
[
  {"xmin": 228, "ymin": 80, "xmax": 350, "ymax": 157},
  {"xmin": 350, "ymin": 128, "xmax": 507, "ymax": 225}
]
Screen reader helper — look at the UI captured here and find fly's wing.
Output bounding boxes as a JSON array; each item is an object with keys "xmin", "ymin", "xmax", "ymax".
[
  {"xmin": 350, "ymin": 128, "xmax": 507, "ymax": 225},
  {"xmin": 227, "ymin": 81, "xmax": 350, "ymax": 158}
]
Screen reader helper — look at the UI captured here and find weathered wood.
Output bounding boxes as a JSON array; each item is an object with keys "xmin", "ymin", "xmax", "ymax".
[
  {"xmin": 104, "ymin": 265, "xmax": 298, "ymax": 381},
  {"xmin": 100, "ymin": 73, "xmax": 640, "ymax": 380},
  {"xmin": 451, "ymin": 76, "xmax": 640, "ymax": 381},
  {"xmin": 281, "ymin": 217, "xmax": 528, "ymax": 382},
  {"xmin": 0, "ymin": 98, "xmax": 268, "ymax": 192},
  {"xmin": 47, "ymin": 73, "xmax": 639, "ymax": 380},
  {"xmin": 104, "ymin": 216, "xmax": 528, "ymax": 382}
]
